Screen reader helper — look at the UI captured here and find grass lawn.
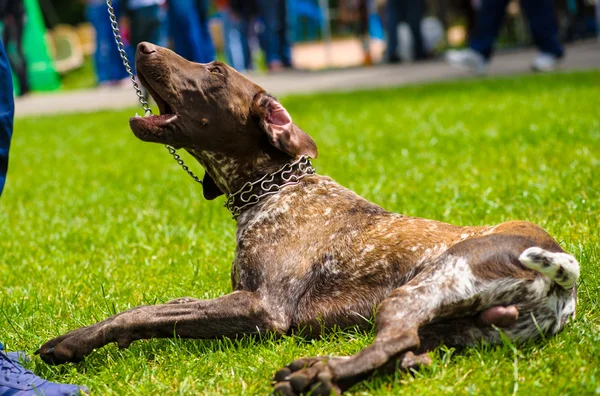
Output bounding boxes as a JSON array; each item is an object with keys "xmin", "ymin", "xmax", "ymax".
[{"xmin": 1, "ymin": 70, "xmax": 599, "ymax": 395}]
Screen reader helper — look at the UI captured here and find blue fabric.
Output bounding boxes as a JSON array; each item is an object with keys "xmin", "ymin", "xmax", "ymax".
[
  {"xmin": 257, "ymin": 0, "xmax": 291, "ymax": 66},
  {"xmin": 0, "ymin": 345, "xmax": 89, "ymax": 395},
  {"xmin": 168, "ymin": 0, "xmax": 215, "ymax": 63},
  {"xmin": 470, "ymin": 0, "xmax": 564, "ymax": 59},
  {"xmin": 85, "ymin": 1, "xmax": 129, "ymax": 84},
  {"xmin": 221, "ymin": 11, "xmax": 252, "ymax": 71},
  {"xmin": 0, "ymin": 38, "xmax": 14, "ymax": 197}
]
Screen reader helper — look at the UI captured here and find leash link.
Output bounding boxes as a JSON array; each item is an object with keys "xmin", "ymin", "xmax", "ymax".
[{"xmin": 106, "ymin": 0, "xmax": 202, "ymax": 186}]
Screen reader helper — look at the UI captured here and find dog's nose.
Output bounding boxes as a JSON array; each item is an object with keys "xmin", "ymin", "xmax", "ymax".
[{"xmin": 138, "ymin": 42, "xmax": 157, "ymax": 55}]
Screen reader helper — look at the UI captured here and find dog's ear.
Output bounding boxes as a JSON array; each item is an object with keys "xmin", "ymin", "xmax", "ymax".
[
  {"xmin": 202, "ymin": 172, "xmax": 223, "ymax": 200},
  {"xmin": 252, "ymin": 93, "xmax": 318, "ymax": 159}
]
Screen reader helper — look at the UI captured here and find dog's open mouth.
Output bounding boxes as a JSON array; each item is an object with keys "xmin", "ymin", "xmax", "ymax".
[{"xmin": 129, "ymin": 71, "xmax": 178, "ymax": 141}]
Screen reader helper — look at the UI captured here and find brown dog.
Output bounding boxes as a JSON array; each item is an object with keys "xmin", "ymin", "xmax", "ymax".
[{"xmin": 38, "ymin": 43, "xmax": 579, "ymax": 395}]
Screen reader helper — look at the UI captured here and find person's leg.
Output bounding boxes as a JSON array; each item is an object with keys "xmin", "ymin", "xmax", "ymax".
[
  {"xmin": 168, "ymin": 0, "xmax": 203, "ymax": 62},
  {"xmin": 85, "ymin": 4, "xmax": 110, "ymax": 84},
  {"xmin": 470, "ymin": 0, "xmax": 510, "ymax": 59},
  {"xmin": 108, "ymin": 0, "xmax": 130, "ymax": 81},
  {"xmin": 0, "ymin": 39, "xmax": 13, "ymax": 197},
  {"xmin": 196, "ymin": 0, "xmax": 216, "ymax": 62},
  {"xmin": 519, "ymin": 0, "xmax": 564, "ymax": 57},
  {"xmin": 241, "ymin": 17, "xmax": 254, "ymax": 70},
  {"xmin": 597, "ymin": 1, "xmax": 600, "ymax": 40},
  {"xmin": 463, "ymin": 0, "xmax": 477, "ymax": 39},
  {"xmin": 157, "ymin": 4, "xmax": 169, "ymax": 48},
  {"xmin": 224, "ymin": 10, "xmax": 249, "ymax": 71},
  {"xmin": 3, "ymin": 20, "xmax": 28, "ymax": 96},
  {"xmin": 386, "ymin": 0, "xmax": 401, "ymax": 62},
  {"xmin": 129, "ymin": 5, "xmax": 162, "ymax": 49},
  {"xmin": 403, "ymin": 0, "xmax": 426, "ymax": 59},
  {"xmin": 277, "ymin": 0, "xmax": 292, "ymax": 67},
  {"xmin": 87, "ymin": 2, "xmax": 128, "ymax": 84},
  {"xmin": 222, "ymin": 10, "xmax": 237, "ymax": 70},
  {"xmin": 12, "ymin": 14, "xmax": 29, "ymax": 95},
  {"xmin": 0, "ymin": 39, "xmax": 90, "ymax": 396},
  {"xmin": 257, "ymin": 0, "xmax": 281, "ymax": 67}
]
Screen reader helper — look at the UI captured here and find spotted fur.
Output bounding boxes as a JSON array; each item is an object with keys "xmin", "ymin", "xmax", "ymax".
[{"xmin": 36, "ymin": 44, "xmax": 580, "ymax": 395}]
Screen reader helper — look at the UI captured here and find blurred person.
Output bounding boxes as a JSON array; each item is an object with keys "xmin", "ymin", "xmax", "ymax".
[
  {"xmin": 0, "ymin": 32, "xmax": 11, "ymax": 193},
  {"xmin": 597, "ymin": 1, "xmax": 600, "ymax": 39},
  {"xmin": 358, "ymin": 0, "xmax": 372, "ymax": 65},
  {"xmin": 167, "ymin": 0, "xmax": 216, "ymax": 63},
  {"xmin": 0, "ymin": 36, "xmax": 89, "ymax": 396},
  {"xmin": 84, "ymin": 0, "xmax": 130, "ymax": 87},
  {"xmin": 228, "ymin": 0, "xmax": 259, "ymax": 71},
  {"xmin": 216, "ymin": 0, "xmax": 243, "ymax": 71},
  {"xmin": 257, "ymin": 0, "xmax": 292, "ymax": 71},
  {"xmin": 386, "ymin": 0, "xmax": 426, "ymax": 63},
  {"xmin": 461, "ymin": 0, "xmax": 479, "ymax": 40},
  {"xmin": 123, "ymin": 0, "xmax": 166, "ymax": 61},
  {"xmin": 446, "ymin": 0, "xmax": 564, "ymax": 74},
  {"xmin": 0, "ymin": 0, "xmax": 29, "ymax": 95}
]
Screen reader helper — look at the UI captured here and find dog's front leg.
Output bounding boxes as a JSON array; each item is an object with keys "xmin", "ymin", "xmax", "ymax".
[{"xmin": 38, "ymin": 291, "xmax": 289, "ymax": 365}]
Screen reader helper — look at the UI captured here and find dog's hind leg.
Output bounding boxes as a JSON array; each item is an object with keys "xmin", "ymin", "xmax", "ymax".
[
  {"xmin": 273, "ymin": 254, "xmax": 492, "ymax": 395},
  {"xmin": 273, "ymin": 234, "xmax": 573, "ymax": 395}
]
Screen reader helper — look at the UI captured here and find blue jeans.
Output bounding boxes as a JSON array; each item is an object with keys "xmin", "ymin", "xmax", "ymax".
[
  {"xmin": 222, "ymin": 10, "xmax": 253, "ymax": 71},
  {"xmin": 86, "ymin": 1, "xmax": 129, "ymax": 84},
  {"xmin": 386, "ymin": 0, "xmax": 426, "ymax": 60},
  {"xmin": 470, "ymin": 0, "xmax": 564, "ymax": 59},
  {"xmin": 257, "ymin": 0, "xmax": 292, "ymax": 66},
  {"xmin": 0, "ymin": 39, "xmax": 14, "ymax": 197},
  {"xmin": 168, "ymin": 0, "xmax": 216, "ymax": 63}
]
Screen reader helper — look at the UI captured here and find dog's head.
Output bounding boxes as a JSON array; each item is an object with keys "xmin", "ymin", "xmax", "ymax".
[{"xmin": 129, "ymin": 42, "xmax": 317, "ymax": 200}]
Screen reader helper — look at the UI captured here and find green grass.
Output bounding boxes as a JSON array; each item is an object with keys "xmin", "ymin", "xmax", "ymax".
[
  {"xmin": 60, "ymin": 56, "xmax": 98, "ymax": 91},
  {"xmin": 1, "ymin": 70, "xmax": 600, "ymax": 395}
]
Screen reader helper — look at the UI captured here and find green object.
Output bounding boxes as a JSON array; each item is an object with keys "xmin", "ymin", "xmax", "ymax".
[{"xmin": 7, "ymin": 0, "xmax": 61, "ymax": 94}]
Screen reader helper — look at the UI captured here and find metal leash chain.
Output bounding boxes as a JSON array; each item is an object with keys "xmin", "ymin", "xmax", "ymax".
[{"xmin": 106, "ymin": 0, "xmax": 203, "ymax": 186}]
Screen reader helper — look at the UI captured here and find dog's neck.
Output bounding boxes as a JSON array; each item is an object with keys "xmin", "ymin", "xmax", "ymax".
[
  {"xmin": 188, "ymin": 149, "xmax": 305, "ymax": 196},
  {"xmin": 224, "ymin": 156, "xmax": 315, "ymax": 219}
]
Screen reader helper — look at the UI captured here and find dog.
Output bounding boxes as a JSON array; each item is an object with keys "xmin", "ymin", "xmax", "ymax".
[{"xmin": 38, "ymin": 43, "xmax": 579, "ymax": 395}]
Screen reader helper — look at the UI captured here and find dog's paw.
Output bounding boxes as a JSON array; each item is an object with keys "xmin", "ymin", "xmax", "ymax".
[
  {"xmin": 398, "ymin": 351, "xmax": 432, "ymax": 370},
  {"xmin": 272, "ymin": 357, "xmax": 341, "ymax": 396},
  {"xmin": 37, "ymin": 325, "xmax": 105, "ymax": 365}
]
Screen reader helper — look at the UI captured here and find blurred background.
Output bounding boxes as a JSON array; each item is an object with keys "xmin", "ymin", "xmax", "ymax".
[{"xmin": 1, "ymin": 0, "xmax": 599, "ymax": 96}]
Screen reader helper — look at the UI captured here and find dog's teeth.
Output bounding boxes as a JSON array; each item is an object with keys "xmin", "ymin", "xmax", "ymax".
[
  {"xmin": 135, "ymin": 113, "xmax": 140, "ymax": 118},
  {"xmin": 144, "ymin": 110, "xmax": 152, "ymax": 117},
  {"xmin": 165, "ymin": 115, "xmax": 177, "ymax": 124}
]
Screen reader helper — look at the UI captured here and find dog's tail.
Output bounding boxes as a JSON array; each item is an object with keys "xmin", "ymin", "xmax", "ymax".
[{"xmin": 519, "ymin": 247, "xmax": 580, "ymax": 290}]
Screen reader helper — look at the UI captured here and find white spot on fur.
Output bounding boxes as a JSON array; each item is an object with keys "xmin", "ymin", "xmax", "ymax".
[
  {"xmin": 519, "ymin": 247, "xmax": 580, "ymax": 289},
  {"xmin": 363, "ymin": 244, "xmax": 375, "ymax": 253}
]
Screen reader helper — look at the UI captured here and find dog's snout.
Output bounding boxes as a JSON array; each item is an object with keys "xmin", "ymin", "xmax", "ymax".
[{"xmin": 137, "ymin": 42, "xmax": 157, "ymax": 55}]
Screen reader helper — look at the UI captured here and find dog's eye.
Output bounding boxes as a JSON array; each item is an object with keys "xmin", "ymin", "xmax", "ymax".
[{"xmin": 210, "ymin": 66, "xmax": 222, "ymax": 74}]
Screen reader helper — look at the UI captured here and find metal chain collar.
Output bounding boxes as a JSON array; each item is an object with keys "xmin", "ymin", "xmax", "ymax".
[
  {"xmin": 225, "ymin": 156, "xmax": 316, "ymax": 219},
  {"xmin": 106, "ymin": 0, "xmax": 203, "ymax": 186}
]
